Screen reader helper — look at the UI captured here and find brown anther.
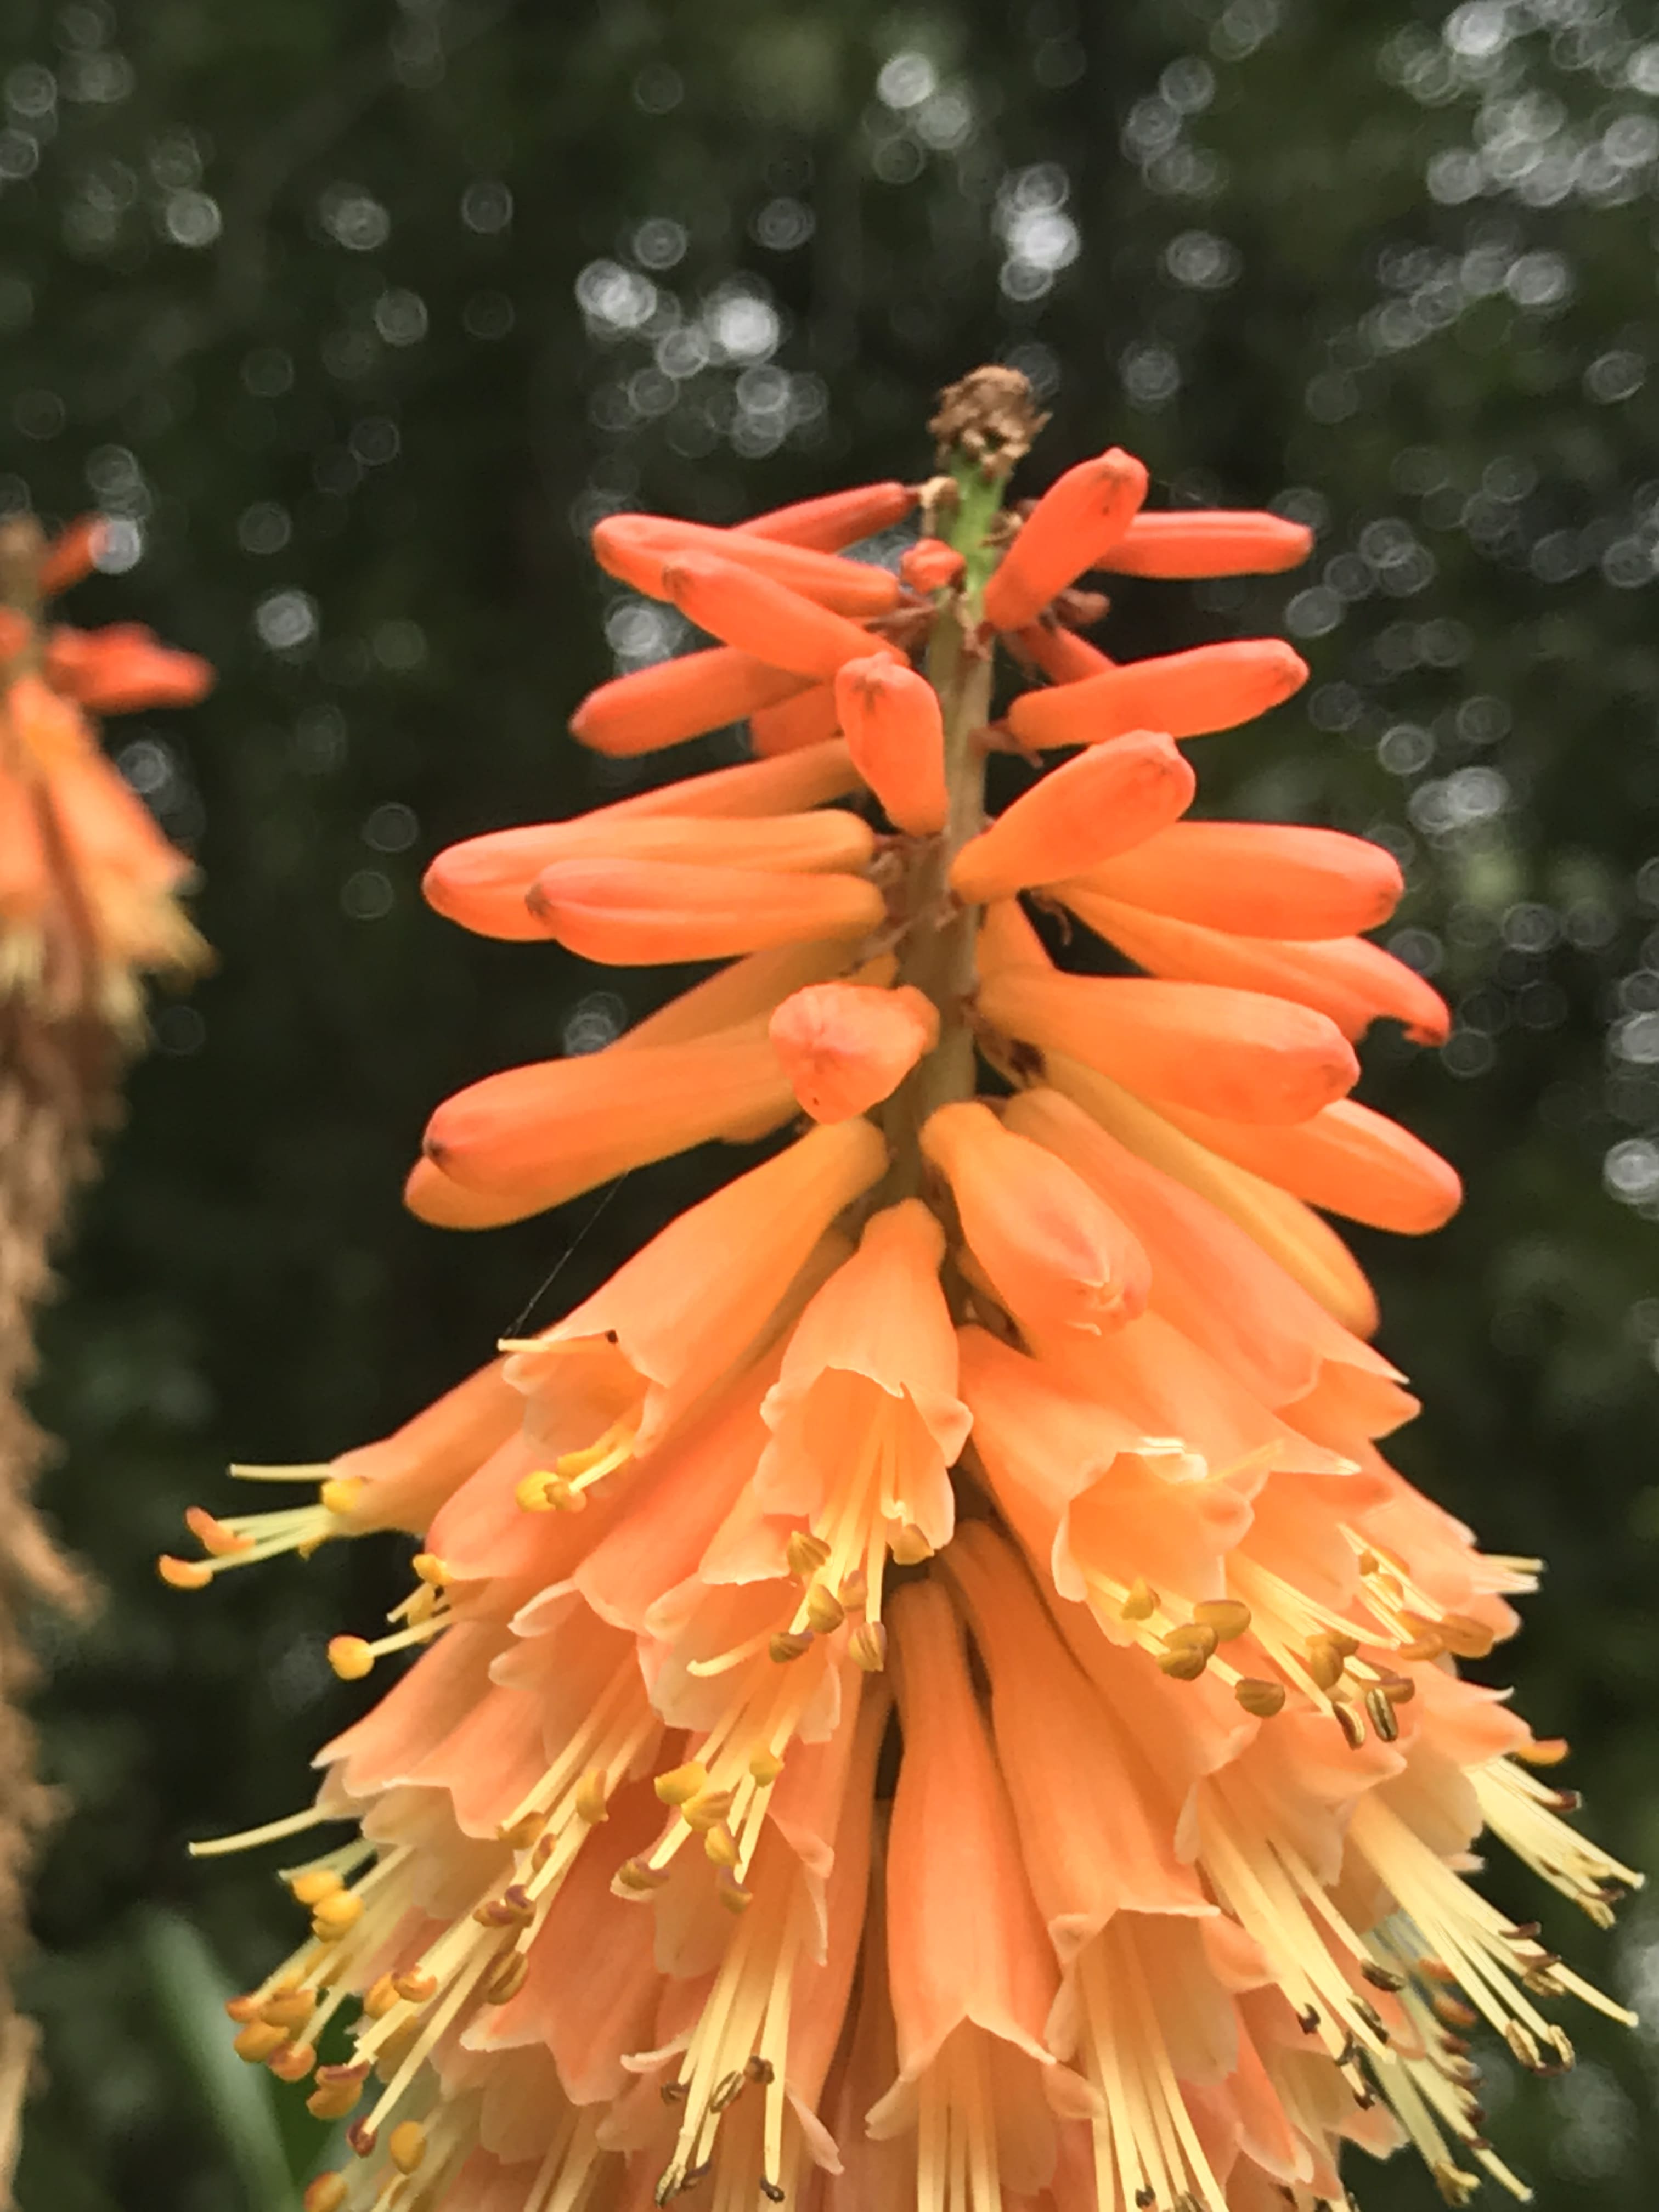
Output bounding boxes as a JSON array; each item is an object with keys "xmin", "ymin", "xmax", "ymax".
[
  {"xmin": 660, "ymin": 2080, "xmax": 690, "ymax": 2104},
  {"xmin": 746, "ymin": 2054, "xmax": 776, "ymax": 2085},
  {"xmin": 759, "ymin": 2183, "xmax": 786, "ymax": 2204},
  {"xmin": 655, "ymin": 1760, "xmax": 709, "ymax": 1807},
  {"xmin": 303, "ymin": 2179, "xmax": 349, "ymax": 2212},
  {"xmin": 315, "ymin": 2061, "xmax": 371, "ymax": 2087},
  {"xmin": 233, "ymin": 2021, "xmax": 290, "ymax": 2064},
  {"xmin": 1295, "ymin": 2006, "xmax": 1321, "ymax": 2035},
  {"xmin": 1163, "ymin": 1622, "xmax": 1218, "ymax": 1660},
  {"xmin": 718, "ymin": 1869, "xmax": 754, "ymax": 1914},
  {"xmin": 889, "ymin": 1523, "xmax": 933, "ymax": 1566},
  {"xmin": 1157, "ymin": 1642, "xmax": 1210, "ymax": 1683},
  {"xmin": 1121, "ymin": 1577, "xmax": 1157, "ymax": 1622},
  {"xmin": 1135, "ymin": 2192, "xmax": 1155, "ymax": 2210},
  {"xmin": 710, "ymin": 2069, "xmax": 747, "ymax": 2112},
  {"xmin": 1353, "ymin": 2000, "xmax": 1388, "ymax": 2042},
  {"xmin": 1327, "ymin": 1630, "xmax": 1361, "ymax": 1659},
  {"xmin": 363, "ymin": 1974, "xmax": 400, "ymax": 2018},
  {"xmin": 1332, "ymin": 1701, "xmax": 1366, "ymax": 1750},
  {"xmin": 681, "ymin": 2162, "xmax": 713, "ymax": 2193},
  {"xmin": 1374, "ymin": 1672, "xmax": 1417, "ymax": 1706},
  {"xmin": 393, "ymin": 1968, "xmax": 438, "ymax": 2005},
  {"xmin": 484, "ymin": 1949, "xmax": 530, "ymax": 2005},
  {"xmin": 785, "ymin": 1530, "xmax": 831, "ymax": 1579},
  {"xmin": 268, "ymin": 2041, "xmax": 317, "ymax": 2084},
  {"xmin": 1431, "ymin": 1993, "xmax": 1478, "ymax": 2029},
  {"xmin": 837, "ymin": 1570, "xmax": 870, "ymax": 1613},
  {"xmin": 616, "ymin": 1857, "xmax": 672, "ymax": 1895},
  {"xmin": 805, "ymin": 1583, "xmax": 846, "ymax": 1635},
  {"xmin": 1396, "ymin": 1636, "xmax": 1443, "ymax": 1663},
  {"xmin": 346, "ymin": 2119, "xmax": 378, "ymax": 2158},
  {"xmin": 1502, "ymin": 2021, "xmax": 1544, "ymax": 2070},
  {"xmin": 531, "ymin": 1833, "xmax": 556, "ymax": 1871},
  {"xmin": 748, "ymin": 1748, "xmax": 784, "ymax": 1786},
  {"xmin": 1234, "ymin": 1678, "xmax": 1287, "ymax": 1719},
  {"xmin": 1305, "ymin": 1634, "xmax": 1347, "ymax": 1691},
  {"xmin": 1364, "ymin": 1686, "xmax": 1400, "ymax": 1743},
  {"xmin": 769, "ymin": 1629, "xmax": 814, "ymax": 1663},
  {"xmin": 224, "ymin": 1992, "xmax": 263, "ymax": 2023},
  {"xmin": 1193, "ymin": 1598, "xmax": 1251, "ymax": 1641},
  {"xmin": 704, "ymin": 1825, "xmax": 741, "ymax": 1870},
  {"xmin": 849, "ymin": 1621, "xmax": 888, "ymax": 1673},
  {"xmin": 1437, "ymin": 1613, "xmax": 1496, "ymax": 1661},
  {"xmin": 259, "ymin": 1987, "xmax": 316, "ymax": 2031},
  {"xmin": 498, "ymin": 1812, "xmax": 545, "ymax": 1850},
  {"xmin": 1357, "ymin": 1549, "xmax": 1380, "ymax": 1575},
  {"xmin": 306, "ymin": 2080, "xmax": 364, "ymax": 2123},
  {"xmin": 1361, "ymin": 1961, "xmax": 1407, "ymax": 1993},
  {"xmin": 1549, "ymin": 1787, "xmax": 1584, "ymax": 1814}
]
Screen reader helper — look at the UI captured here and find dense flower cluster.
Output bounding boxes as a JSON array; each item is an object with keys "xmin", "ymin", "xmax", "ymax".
[
  {"xmin": 171, "ymin": 370, "xmax": 1637, "ymax": 2212},
  {"xmin": 0, "ymin": 511, "xmax": 211, "ymax": 1025}
]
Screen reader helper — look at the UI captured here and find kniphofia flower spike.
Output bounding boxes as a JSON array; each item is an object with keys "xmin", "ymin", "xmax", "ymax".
[{"xmin": 174, "ymin": 368, "xmax": 1636, "ymax": 2212}]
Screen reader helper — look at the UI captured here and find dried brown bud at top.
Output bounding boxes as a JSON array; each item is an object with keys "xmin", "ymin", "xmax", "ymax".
[{"xmin": 928, "ymin": 365, "xmax": 1051, "ymax": 478}]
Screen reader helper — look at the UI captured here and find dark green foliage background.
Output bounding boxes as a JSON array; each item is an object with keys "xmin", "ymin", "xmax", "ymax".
[{"xmin": 3, "ymin": 0, "xmax": 1657, "ymax": 2203}]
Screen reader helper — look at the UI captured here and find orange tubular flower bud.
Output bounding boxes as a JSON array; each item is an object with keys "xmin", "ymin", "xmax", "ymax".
[
  {"xmin": 661, "ymin": 551, "xmax": 904, "ymax": 682},
  {"xmin": 834, "ymin": 655, "xmax": 947, "ymax": 835},
  {"xmin": 1159, "ymin": 1095, "xmax": 1465, "ymax": 1234},
  {"xmin": 1006, "ymin": 637, "xmax": 1308, "ymax": 750},
  {"xmin": 1011, "ymin": 624, "xmax": 1114, "ymax": 685},
  {"xmin": 525, "ymin": 856, "xmax": 884, "ymax": 966},
  {"xmin": 1100, "ymin": 509, "xmax": 1315, "ymax": 578},
  {"xmin": 38, "ymin": 513, "xmax": 108, "ymax": 595},
  {"xmin": 569, "ymin": 645, "xmax": 812, "ymax": 757},
  {"xmin": 1037, "ymin": 1049, "xmax": 1381, "ymax": 1338},
  {"xmin": 424, "ymin": 742, "xmax": 861, "ymax": 936},
  {"xmin": 403, "ymin": 1158, "xmax": 540, "ymax": 1229},
  {"xmin": 420, "ymin": 1020, "xmax": 797, "ymax": 1206},
  {"xmin": 45, "ymin": 624, "xmax": 215, "ymax": 713},
  {"xmin": 735, "ymin": 478, "xmax": 918, "ymax": 550},
  {"xmin": 948, "ymin": 730, "xmax": 1195, "ymax": 904},
  {"xmin": 591, "ymin": 514, "xmax": 902, "ymax": 618},
  {"xmin": 899, "ymin": 538, "xmax": 966, "ymax": 593},
  {"xmin": 749, "ymin": 683, "xmax": 840, "ymax": 757},
  {"xmin": 981, "ymin": 447, "xmax": 1150, "ymax": 631},
  {"xmin": 1075, "ymin": 820, "xmax": 1404, "ymax": 939},
  {"xmin": 1057, "ymin": 891, "xmax": 1452, "ymax": 1045},
  {"xmin": 976, "ymin": 965, "xmax": 1360, "ymax": 1124},
  {"xmin": 769, "ymin": 981, "xmax": 939, "ymax": 1121},
  {"xmin": 920, "ymin": 1099, "xmax": 1149, "ymax": 1336}
]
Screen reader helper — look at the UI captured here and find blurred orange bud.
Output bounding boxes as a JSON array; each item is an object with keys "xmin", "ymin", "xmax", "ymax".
[
  {"xmin": 736, "ymin": 480, "xmax": 918, "ymax": 550},
  {"xmin": 833, "ymin": 655, "xmax": 947, "ymax": 836},
  {"xmin": 1007, "ymin": 639, "xmax": 1308, "ymax": 750},
  {"xmin": 1102, "ymin": 509, "xmax": 1314, "ymax": 579},
  {"xmin": 570, "ymin": 645, "xmax": 812, "ymax": 757},
  {"xmin": 749, "ymin": 683, "xmax": 840, "ymax": 758},
  {"xmin": 38, "ymin": 514, "xmax": 108, "ymax": 596},
  {"xmin": 949, "ymin": 731, "xmax": 1195, "ymax": 904},
  {"xmin": 982, "ymin": 448, "xmax": 1148, "ymax": 631},
  {"xmin": 662, "ymin": 552, "xmax": 904, "ymax": 683},
  {"xmin": 769, "ymin": 981, "xmax": 939, "ymax": 1120},
  {"xmin": 592, "ymin": 514, "xmax": 901, "ymax": 618},
  {"xmin": 525, "ymin": 856, "xmax": 884, "ymax": 966},
  {"xmin": 46, "ymin": 624, "xmax": 214, "ymax": 714},
  {"xmin": 899, "ymin": 538, "xmax": 966, "ymax": 594}
]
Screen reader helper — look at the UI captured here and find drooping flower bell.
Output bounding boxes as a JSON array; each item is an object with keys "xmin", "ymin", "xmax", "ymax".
[{"xmin": 174, "ymin": 366, "xmax": 1637, "ymax": 2212}]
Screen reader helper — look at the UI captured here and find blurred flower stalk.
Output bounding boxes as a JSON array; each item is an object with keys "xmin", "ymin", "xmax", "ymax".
[
  {"xmin": 172, "ymin": 369, "xmax": 1637, "ymax": 2212},
  {"xmin": 0, "ymin": 513, "xmax": 210, "ymax": 2193}
]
